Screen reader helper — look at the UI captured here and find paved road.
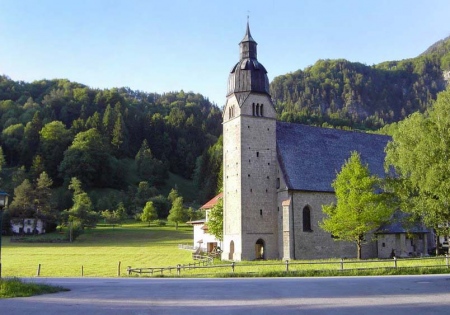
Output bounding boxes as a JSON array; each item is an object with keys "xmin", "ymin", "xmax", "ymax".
[{"xmin": 1, "ymin": 275, "xmax": 450, "ymax": 314}]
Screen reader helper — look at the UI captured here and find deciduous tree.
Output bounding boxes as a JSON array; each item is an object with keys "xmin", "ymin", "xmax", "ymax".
[
  {"xmin": 207, "ymin": 198, "xmax": 223, "ymax": 241},
  {"xmin": 141, "ymin": 201, "xmax": 158, "ymax": 226},
  {"xmin": 167, "ymin": 196, "xmax": 185, "ymax": 230},
  {"xmin": 385, "ymin": 88, "xmax": 450, "ymax": 253},
  {"xmin": 320, "ymin": 152, "xmax": 393, "ymax": 259}
]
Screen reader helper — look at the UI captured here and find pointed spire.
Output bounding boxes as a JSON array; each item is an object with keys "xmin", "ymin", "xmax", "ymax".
[
  {"xmin": 239, "ymin": 19, "xmax": 257, "ymax": 60},
  {"xmin": 241, "ymin": 18, "xmax": 256, "ymax": 43}
]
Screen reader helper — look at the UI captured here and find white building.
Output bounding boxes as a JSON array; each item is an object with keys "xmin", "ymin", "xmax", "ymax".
[
  {"xmin": 188, "ymin": 193, "xmax": 222, "ymax": 254},
  {"xmin": 11, "ymin": 218, "xmax": 46, "ymax": 234}
]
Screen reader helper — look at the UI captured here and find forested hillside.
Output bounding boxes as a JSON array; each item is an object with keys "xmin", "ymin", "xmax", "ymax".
[
  {"xmin": 0, "ymin": 76, "xmax": 222, "ymax": 215},
  {"xmin": 270, "ymin": 36, "xmax": 450, "ymax": 130}
]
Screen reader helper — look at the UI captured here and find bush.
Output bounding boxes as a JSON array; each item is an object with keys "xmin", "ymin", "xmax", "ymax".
[{"xmin": 154, "ymin": 219, "xmax": 166, "ymax": 227}]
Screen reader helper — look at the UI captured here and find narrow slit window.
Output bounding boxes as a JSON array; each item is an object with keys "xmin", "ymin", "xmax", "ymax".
[{"xmin": 303, "ymin": 206, "xmax": 312, "ymax": 232}]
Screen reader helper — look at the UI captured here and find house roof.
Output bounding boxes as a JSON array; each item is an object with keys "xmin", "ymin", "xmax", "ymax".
[
  {"xmin": 276, "ymin": 122, "xmax": 391, "ymax": 192},
  {"xmin": 200, "ymin": 192, "xmax": 223, "ymax": 210},
  {"xmin": 376, "ymin": 211, "xmax": 430, "ymax": 234}
]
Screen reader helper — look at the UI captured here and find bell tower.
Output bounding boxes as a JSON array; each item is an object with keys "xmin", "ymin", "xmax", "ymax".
[{"xmin": 222, "ymin": 22, "xmax": 278, "ymax": 261}]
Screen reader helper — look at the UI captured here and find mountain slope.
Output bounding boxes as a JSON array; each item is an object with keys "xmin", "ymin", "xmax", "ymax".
[{"xmin": 270, "ymin": 37, "xmax": 450, "ymax": 130}]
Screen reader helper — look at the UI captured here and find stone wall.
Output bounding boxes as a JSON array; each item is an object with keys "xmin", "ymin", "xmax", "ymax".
[{"xmin": 277, "ymin": 190, "xmax": 378, "ymax": 260}]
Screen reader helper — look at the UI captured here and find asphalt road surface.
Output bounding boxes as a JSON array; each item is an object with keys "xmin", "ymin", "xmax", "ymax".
[{"xmin": 1, "ymin": 275, "xmax": 450, "ymax": 314}]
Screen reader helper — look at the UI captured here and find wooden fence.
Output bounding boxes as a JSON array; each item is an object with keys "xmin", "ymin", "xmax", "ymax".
[
  {"xmin": 126, "ymin": 255, "xmax": 450, "ymax": 277},
  {"xmin": 127, "ymin": 255, "xmax": 213, "ymax": 276}
]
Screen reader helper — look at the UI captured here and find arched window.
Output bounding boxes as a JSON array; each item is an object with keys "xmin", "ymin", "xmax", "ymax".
[
  {"xmin": 260, "ymin": 104, "xmax": 264, "ymax": 116},
  {"xmin": 229, "ymin": 241, "xmax": 235, "ymax": 260},
  {"xmin": 303, "ymin": 206, "xmax": 312, "ymax": 232},
  {"xmin": 252, "ymin": 103, "xmax": 255, "ymax": 116}
]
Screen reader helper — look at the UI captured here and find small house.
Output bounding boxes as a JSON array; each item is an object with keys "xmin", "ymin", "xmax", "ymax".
[
  {"xmin": 187, "ymin": 193, "xmax": 222, "ymax": 254},
  {"xmin": 11, "ymin": 218, "xmax": 46, "ymax": 235}
]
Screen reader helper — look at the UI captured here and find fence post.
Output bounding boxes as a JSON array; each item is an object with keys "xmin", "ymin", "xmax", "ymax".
[
  {"xmin": 81, "ymin": 265, "xmax": 84, "ymax": 277},
  {"xmin": 285, "ymin": 260, "xmax": 289, "ymax": 272},
  {"xmin": 118, "ymin": 261, "xmax": 121, "ymax": 277},
  {"xmin": 36, "ymin": 264, "xmax": 41, "ymax": 277},
  {"xmin": 340, "ymin": 258, "xmax": 344, "ymax": 271},
  {"xmin": 127, "ymin": 266, "xmax": 131, "ymax": 276},
  {"xmin": 231, "ymin": 262, "xmax": 235, "ymax": 273},
  {"xmin": 177, "ymin": 264, "xmax": 181, "ymax": 276},
  {"xmin": 393, "ymin": 257, "xmax": 397, "ymax": 269},
  {"xmin": 446, "ymin": 254, "xmax": 449, "ymax": 268}
]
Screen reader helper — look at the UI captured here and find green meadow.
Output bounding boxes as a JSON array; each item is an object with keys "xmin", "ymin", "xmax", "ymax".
[
  {"xmin": 3, "ymin": 221, "xmax": 450, "ymax": 278},
  {"xmin": 2, "ymin": 222, "xmax": 194, "ymax": 277}
]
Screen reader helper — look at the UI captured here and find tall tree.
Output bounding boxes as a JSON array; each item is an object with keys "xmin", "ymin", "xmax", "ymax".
[
  {"xmin": 111, "ymin": 112, "xmax": 127, "ymax": 155},
  {"xmin": 20, "ymin": 111, "xmax": 42, "ymax": 167},
  {"xmin": 9, "ymin": 179, "xmax": 35, "ymax": 218},
  {"xmin": 167, "ymin": 196, "xmax": 185, "ymax": 230},
  {"xmin": 167, "ymin": 188, "xmax": 180, "ymax": 204},
  {"xmin": 385, "ymin": 87, "xmax": 450, "ymax": 253},
  {"xmin": 141, "ymin": 201, "xmax": 158, "ymax": 226},
  {"xmin": 39, "ymin": 121, "xmax": 72, "ymax": 181},
  {"xmin": 58, "ymin": 128, "xmax": 111, "ymax": 188},
  {"xmin": 320, "ymin": 152, "xmax": 393, "ymax": 259},
  {"xmin": 64, "ymin": 177, "xmax": 98, "ymax": 229},
  {"xmin": 34, "ymin": 171, "xmax": 57, "ymax": 225}
]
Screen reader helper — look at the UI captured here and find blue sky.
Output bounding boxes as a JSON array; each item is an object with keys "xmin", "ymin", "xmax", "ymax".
[{"xmin": 1, "ymin": 0, "xmax": 449, "ymax": 107}]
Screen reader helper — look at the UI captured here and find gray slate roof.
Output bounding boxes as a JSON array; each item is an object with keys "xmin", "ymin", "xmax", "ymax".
[
  {"xmin": 276, "ymin": 122, "xmax": 391, "ymax": 192},
  {"xmin": 376, "ymin": 211, "xmax": 430, "ymax": 234}
]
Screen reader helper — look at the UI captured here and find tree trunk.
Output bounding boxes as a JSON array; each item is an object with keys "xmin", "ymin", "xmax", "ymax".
[
  {"xmin": 356, "ymin": 239, "xmax": 362, "ymax": 260},
  {"xmin": 435, "ymin": 230, "xmax": 439, "ymax": 256}
]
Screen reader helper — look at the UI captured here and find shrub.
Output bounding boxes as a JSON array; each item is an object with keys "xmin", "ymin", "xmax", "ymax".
[{"xmin": 154, "ymin": 219, "xmax": 166, "ymax": 227}]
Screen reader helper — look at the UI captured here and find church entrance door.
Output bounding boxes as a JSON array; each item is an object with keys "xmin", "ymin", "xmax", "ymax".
[{"xmin": 255, "ymin": 239, "xmax": 265, "ymax": 259}]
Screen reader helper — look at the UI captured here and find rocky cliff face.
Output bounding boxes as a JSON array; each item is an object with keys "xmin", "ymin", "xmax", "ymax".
[{"xmin": 444, "ymin": 70, "xmax": 450, "ymax": 85}]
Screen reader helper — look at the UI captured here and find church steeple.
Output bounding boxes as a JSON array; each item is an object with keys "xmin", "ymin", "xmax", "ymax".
[
  {"xmin": 240, "ymin": 21, "xmax": 257, "ymax": 60},
  {"xmin": 227, "ymin": 21, "xmax": 270, "ymax": 97}
]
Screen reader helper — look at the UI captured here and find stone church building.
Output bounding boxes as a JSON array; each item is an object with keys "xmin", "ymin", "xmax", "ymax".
[{"xmin": 221, "ymin": 23, "xmax": 398, "ymax": 261}]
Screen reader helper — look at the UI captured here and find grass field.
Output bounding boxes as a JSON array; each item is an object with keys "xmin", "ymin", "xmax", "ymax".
[
  {"xmin": 2, "ymin": 222, "xmax": 195, "ymax": 277},
  {"xmin": 3, "ymin": 222, "xmax": 450, "ymax": 278},
  {"xmin": 0, "ymin": 278, "xmax": 68, "ymax": 298}
]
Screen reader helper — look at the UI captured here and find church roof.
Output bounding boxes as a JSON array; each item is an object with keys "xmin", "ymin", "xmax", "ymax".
[
  {"xmin": 376, "ymin": 211, "xmax": 430, "ymax": 234},
  {"xmin": 276, "ymin": 122, "xmax": 391, "ymax": 192}
]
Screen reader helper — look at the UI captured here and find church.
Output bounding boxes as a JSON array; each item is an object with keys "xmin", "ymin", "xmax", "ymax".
[{"xmin": 220, "ymin": 23, "xmax": 430, "ymax": 261}]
